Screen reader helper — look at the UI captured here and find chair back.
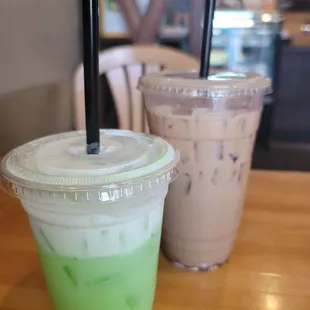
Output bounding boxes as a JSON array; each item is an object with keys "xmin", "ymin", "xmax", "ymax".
[{"xmin": 74, "ymin": 44, "xmax": 199, "ymax": 132}]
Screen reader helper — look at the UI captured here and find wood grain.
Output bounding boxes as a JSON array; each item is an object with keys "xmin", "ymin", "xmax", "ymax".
[
  {"xmin": 136, "ymin": 0, "xmax": 165, "ymax": 43},
  {"xmin": 1, "ymin": 170, "xmax": 310, "ymax": 309},
  {"xmin": 189, "ymin": 0, "xmax": 204, "ymax": 57},
  {"xmin": 116, "ymin": 0, "xmax": 165, "ymax": 43},
  {"xmin": 115, "ymin": 0, "xmax": 141, "ymax": 41}
]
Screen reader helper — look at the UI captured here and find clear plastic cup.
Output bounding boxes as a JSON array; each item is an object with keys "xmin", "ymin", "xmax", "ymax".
[
  {"xmin": 1, "ymin": 130, "xmax": 180, "ymax": 310},
  {"xmin": 138, "ymin": 71, "xmax": 271, "ymax": 270}
]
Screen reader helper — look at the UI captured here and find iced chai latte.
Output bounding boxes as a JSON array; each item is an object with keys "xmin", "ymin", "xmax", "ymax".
[{"xmin": 139, "ymin": 71, "xmax": 271, "ymax": 270}]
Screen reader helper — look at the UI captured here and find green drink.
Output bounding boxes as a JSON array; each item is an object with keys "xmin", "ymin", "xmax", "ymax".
[
  {"xmin": 38, "ymin": 229, "xmax": 161, "ymax": 310},
  {"xmin": 1, "ymin": 130, "xmax": 180, "ymax": 310}
]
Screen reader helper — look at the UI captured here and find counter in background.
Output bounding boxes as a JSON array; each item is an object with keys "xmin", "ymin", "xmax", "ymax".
[
  {"xmin": 253, "ymin": 43, "xmax": 310, "ymax": 171},
  {"xmin": 282, "ymin": 12, "xmax": 310, "ymax": 46}
]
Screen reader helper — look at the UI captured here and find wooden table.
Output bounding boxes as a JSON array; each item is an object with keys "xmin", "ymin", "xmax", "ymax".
[{"xmin": 1, "ymin": 170, "xmax": 310, "ymax": 310}]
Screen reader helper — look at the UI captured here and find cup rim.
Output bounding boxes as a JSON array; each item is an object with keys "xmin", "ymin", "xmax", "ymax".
[{"xmin": 138, "ymin": 70, "xmax": 272, "ymax": 98}]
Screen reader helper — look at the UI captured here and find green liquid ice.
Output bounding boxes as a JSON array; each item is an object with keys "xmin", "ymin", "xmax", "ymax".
[{"xmin": 38, "ymin": 230, "xmax": 161, "ymax": 310}]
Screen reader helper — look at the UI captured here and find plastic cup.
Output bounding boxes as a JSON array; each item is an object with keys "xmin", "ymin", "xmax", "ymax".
[
  {"xmin": 1, "ymin": 130, "xmax": 180, "ymax": 310},
  {"xmin": 138, "ymin": 71, "xmax": 271, "ymax": 270}
]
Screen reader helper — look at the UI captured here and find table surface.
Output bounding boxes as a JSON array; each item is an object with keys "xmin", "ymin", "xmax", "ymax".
[{"xmin": 1, "ymin": 170, "xmax": 310, "ymax": 310}]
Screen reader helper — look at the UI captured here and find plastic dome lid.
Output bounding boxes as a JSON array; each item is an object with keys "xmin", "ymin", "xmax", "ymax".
[
  {"xmin": 138, "ymin": 70, "xmax": 272, "ymax": 98},
  {"xmin": 1, "ymin": 130, "xmax": 180, "ymax": 202}
]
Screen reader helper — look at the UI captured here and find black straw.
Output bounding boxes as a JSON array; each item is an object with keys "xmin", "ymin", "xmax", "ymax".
[
  {"xmin": 82, "ymin": 0, "xmax": 100, "ymax": 154},
  {"xmin": 199, "ymin": 0, "xmax": 216, "ymax": 78}
]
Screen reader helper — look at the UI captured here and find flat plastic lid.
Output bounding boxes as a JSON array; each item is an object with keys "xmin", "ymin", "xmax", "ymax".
[
  {"xmin": 138, "ymin": 70, "xmax": 272, "ymax": 98},
  {"xmin": 1, "ymin": 130, "xmax": 180, "ymax": 202}
]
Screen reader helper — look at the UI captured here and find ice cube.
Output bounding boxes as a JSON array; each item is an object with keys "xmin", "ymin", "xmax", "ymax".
[
  {"xmin": 63, "ymin": 266, "xmax": 78, "ymax": 287},
  {"xmin": 172, "ymin": 107, "xmax": 193, "ymax": 116},
  {"xmin": 126, "ymin": 294, "xmax": 139, "ymax": 309}
]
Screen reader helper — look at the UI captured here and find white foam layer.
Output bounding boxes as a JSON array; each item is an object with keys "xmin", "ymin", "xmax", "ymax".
[{"xmin": 23, "ymin": 193, "xmax": 166, "ymax": 259}]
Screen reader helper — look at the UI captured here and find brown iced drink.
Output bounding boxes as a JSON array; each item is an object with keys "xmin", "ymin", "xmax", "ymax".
[{"xmin": 138, "ymin": 71, "xmax": 271, "ymax": 270}]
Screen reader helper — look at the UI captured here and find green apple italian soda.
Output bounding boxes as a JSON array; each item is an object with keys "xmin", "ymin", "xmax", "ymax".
[{"xmin": 1, "ymin": 130, "xmax": 180, "ymax": 310}]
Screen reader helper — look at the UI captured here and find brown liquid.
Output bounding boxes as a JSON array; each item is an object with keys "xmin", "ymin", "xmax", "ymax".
[{"xmin": 147, "ymin": 105, "xmax": 261, "ymax": 268}]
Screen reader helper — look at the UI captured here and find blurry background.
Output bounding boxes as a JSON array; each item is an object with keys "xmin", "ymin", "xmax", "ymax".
[
  {"xmin": 1, "ymin": 0, "xmax": 310, "ymax": 170},
  {"xmin": 0, "ymin": 0, "xmax": 81, "ymax": 155}
]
